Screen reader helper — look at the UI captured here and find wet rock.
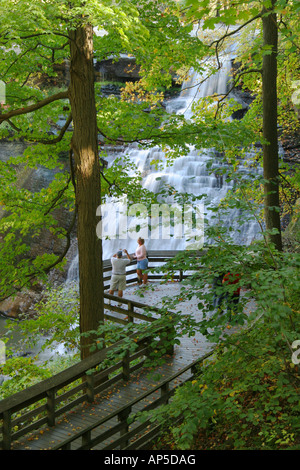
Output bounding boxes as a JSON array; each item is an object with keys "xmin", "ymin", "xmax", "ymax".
[{"xmin": 0, "ymin": 289, "xmax": 41, "ymax": 319}]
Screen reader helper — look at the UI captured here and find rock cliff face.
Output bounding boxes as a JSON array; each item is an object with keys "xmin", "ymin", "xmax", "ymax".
[
  {"xmin": 0, "ymin": 57, "xmax": 147, "ymax": 320},
  {"xmin": 95, "ymin": 56, "xmax": 141, "ymax": 82},
  {"xmin": 0, "ymin": 141, "xmax": 76, "ymax": 318}
]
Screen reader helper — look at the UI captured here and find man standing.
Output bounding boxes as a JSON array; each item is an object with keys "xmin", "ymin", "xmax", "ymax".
[{"xmin": 108, "ymin": 249, "xmax": 131, "ymax": 305}]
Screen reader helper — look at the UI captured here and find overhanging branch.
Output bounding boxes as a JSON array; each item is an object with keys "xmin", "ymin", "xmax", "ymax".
[
  {"xmin": 0, "ymin": 90, "xmax": 69, "ymax": 124},
  {"xmin": 209, "ymin": 12, "xmax": 262, "ymax": 50},
  {"xmin": 35, "ymin": 114, "xmax": 73, "ymax": 145}
]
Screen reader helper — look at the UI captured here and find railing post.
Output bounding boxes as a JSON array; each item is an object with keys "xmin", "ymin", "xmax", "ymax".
[
  {"xmin": 118, "ymin": 407, "xmax": 131, "ymax": 449},
  {"xmin": 85, "ymin": 373, "xmax": 95, "ymax": 403},
  {"xmin": 122, "ymin": 350, "xmax": 130, "ymax": 381},
  {"xmin": 82, "ymin": 429, "xmax": 91, "ymax": 449},
  {"xmin": 46, "ymin": 389, "xmax": 56, "ymax": 427},
  {"xmin": 166, "ymin": 325, "xmax": 175, "ymax": 354},
  {"xmin": 191, "ymin": 363, "xmax": 198, "ymax": 377},
  {"xmin": 61, "ymin": 442, "xmax": 71, "ymax": 450},
  {"xmin": 2, "ymin": 410, "xmax": 12, "ymax": 450},
  {"xmin": 161, "ymin": 382, "xmax": 170, "ymax": 404},
  {"xmin": 127, "ymin": 301, "xmax": 134, "ymax": 323}
]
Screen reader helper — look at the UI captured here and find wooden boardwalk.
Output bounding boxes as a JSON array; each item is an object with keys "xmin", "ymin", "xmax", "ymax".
[
  {"xmin": 9, "ymin": 282, "xmax": 214, "ymax": 451},
  {"xmin": 11, "ymin": 349, "xmax": 210, "ymax": 450}
]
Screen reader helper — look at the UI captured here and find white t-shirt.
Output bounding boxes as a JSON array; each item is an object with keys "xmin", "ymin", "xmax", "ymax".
[{"xmin": 111, "ymin": 257, "xmax": 130, "ymax": 275}]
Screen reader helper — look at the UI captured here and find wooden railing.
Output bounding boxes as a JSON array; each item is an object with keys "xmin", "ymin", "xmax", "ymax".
[
  {"xmin": 102, "ymin": 250, "xmax": 190, "ymax": 290},
  {"xmin": 51, "ymin": 352, "xmax": 213, "ymax": 450},
  {"xmin": 0, "ymin": 321, "xmax": 174, "ymax": 450},
  {"xmin": 0, "ymin": 250, "xmax": 204, "ymax": 450}
]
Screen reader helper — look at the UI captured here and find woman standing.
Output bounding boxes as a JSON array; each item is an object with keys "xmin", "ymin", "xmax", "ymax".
[{"xmin": 134, "ymin": 237, "xmax": 148, "ymax": 285}]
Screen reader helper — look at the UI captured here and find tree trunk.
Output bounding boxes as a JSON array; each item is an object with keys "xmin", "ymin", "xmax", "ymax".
[
  {"xmin": 68, "ymin": 24, "xmax": 104, "ymax": 359},
  {"xmin": 262, "ymin": 0, "xmax": 282, "ymax": 251}
]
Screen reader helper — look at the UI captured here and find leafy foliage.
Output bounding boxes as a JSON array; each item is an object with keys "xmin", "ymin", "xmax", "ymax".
[
  {"xmin": 0, "ymin": 356, "xmax": 52, "ymax": 400},
  {"xmin": 136, "ymin": 241, "xmax": 300, "ymax": 450},
  {"xmin": 0, "ymin": 0, "xmax": 299, "ymax": 450},
  {"xmin": 0, "ymin": 0, "xmax": 210, "ymax": 301}
]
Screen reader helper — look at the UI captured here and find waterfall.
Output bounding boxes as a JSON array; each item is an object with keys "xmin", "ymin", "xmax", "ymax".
[
  {"xmin": 166, "ymin": 59, "xmax": 232, "ymax": 118},
  {"xmin": 67, "ymin": 56, "xmax": 262, "ymax": 283}
]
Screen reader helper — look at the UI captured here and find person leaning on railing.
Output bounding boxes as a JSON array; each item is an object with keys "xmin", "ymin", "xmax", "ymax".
[
  {"xmin": 108, "ymin": 249, "xmax": 131, "ymax": 305},
  {"xmin": 132, "ymin": 237, "xmax": 148, "ymax": 286}
]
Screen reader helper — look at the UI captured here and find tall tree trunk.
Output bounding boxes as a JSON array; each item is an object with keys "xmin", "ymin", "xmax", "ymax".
[
  {"xmin": 68, "ymin": 24, "xmax": 104, "ymax": 360},
  {"xmin": 262, "ymin": 0, "xmax": 282, "ymax": 251}
]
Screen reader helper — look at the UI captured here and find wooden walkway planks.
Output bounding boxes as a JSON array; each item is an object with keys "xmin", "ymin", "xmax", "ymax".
[
  {"xmin": 7, "ymin": 281, "xmax": 215, "ymax": 450},
  {"xmin": 10, "ymin": 344, "xmax": 210, "ymax": 450}
]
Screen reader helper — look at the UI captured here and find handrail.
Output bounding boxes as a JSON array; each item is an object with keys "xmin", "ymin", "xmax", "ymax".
[
  {"xmin": 101, "ymin": 250, "xmax": 203, "ymax": 288},
  {"xmin": 0, "ymin": 293, "xmax": 177, "ymax": 449},
  {"xmin": 0, "ymin": 249, "xmax": 205, "ymax": 450},
  {"xmin": 51, "ymin": 351, "xmax": 214, "ymax": 450},
  {"xmin": 0, "ymin": 335, "xmax": 132, "ymax": 416},
  {"xmin": 0, "ymin": 325, "xmax": 171, "ymax": 449}
]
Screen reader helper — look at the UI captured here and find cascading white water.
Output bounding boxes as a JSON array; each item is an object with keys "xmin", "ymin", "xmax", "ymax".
[{"xmin": 67, "ymin": 55, "xmax": 262, "ymax": 282}]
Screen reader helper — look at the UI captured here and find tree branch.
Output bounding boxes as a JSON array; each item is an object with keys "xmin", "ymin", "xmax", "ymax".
[
  {"xmin": 278, "ymin": 18, "xmax": 300, "ymax": 52},
  {"xmin": 209, "ymin": 12, "xmax": 262, "ymax": 49},
  {"xmin": 213, "ymin": 67, "xmax": 262, "ymax": 119},
  {"xmin": 43, "ymin": 175, "xmax": 72, "ymax": 216},
  {"xmin": 0, "ymin": 90, "xmax": 69, "ymax": 123},
  {"xmin": 33, "ymin": 113, "xmax": 73, "ymax": 145},
  {"xmin": 0, "ymin": 204, "xmax": 77, "ymax": 304}
]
